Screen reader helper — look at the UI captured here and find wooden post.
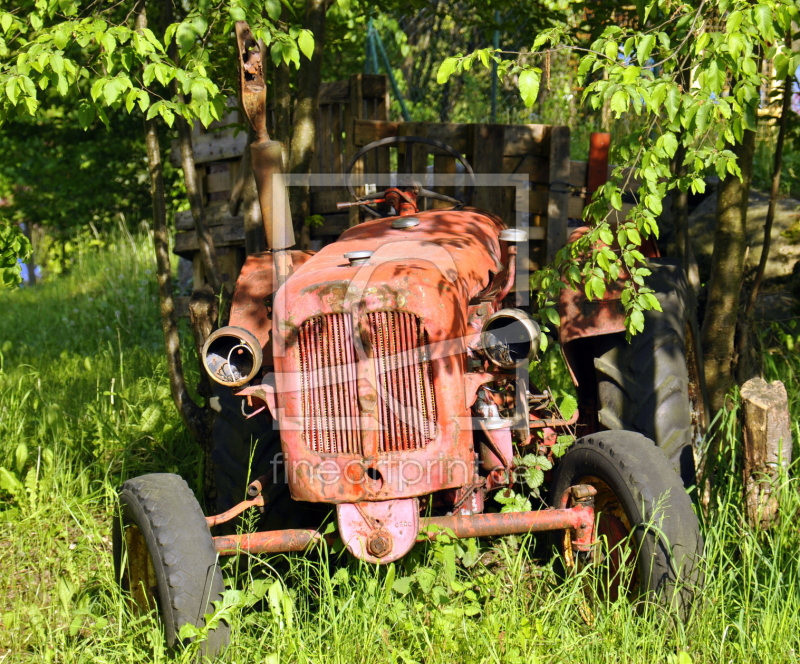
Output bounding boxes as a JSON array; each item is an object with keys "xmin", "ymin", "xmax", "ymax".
[
  {"xmin": 345, "ymin": 74, "xmax": 364, "ymax": 228},
  {"xmin": 741, "ymin": 377, "xmax": 792, "ymax": 529},
  {"xmin": 546, "ymin": 126, "xmax": 570, "ymax": 263}
]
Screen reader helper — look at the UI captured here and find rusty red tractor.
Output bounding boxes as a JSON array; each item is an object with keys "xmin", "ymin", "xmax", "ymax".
[{"xmin": 113, "ymin": 22, "xmax": 703, "ymax": 656}]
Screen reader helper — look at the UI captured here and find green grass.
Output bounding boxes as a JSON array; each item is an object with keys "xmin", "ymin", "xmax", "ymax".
[{"xmin": 2, "ymin": 235, "xmax": 800, "ymax": 663}]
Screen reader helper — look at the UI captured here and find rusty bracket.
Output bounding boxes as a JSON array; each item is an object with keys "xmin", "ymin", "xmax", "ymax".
[
  {"xmin": 205, "ymin": 494, "xmax": 265, "ymax": 528},
  {"xmin": 235, "ymin": 21, "xmax": 268, "ymax": 141}
]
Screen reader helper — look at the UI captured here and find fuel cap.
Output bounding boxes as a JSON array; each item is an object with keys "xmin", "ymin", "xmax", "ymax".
[
  {"xmin": 499, "ymin": 228, "xmax": 528, "ymax": 242},
  {"xmin": 391, "ymin": 217, "xmax": 420, "ymax": 229},
  {"xmin": 344, "ymin": 250, "xmax": 373, "ymax": 266}
]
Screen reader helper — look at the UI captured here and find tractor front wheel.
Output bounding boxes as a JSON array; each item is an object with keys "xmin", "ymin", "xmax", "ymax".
[
  {"xmin": 113, "ymin": 473, "xmax": 230, "ymax": 657},
  {"xmin": 550, "ymin": 431, "xmax": 703, "ymax": 616}
]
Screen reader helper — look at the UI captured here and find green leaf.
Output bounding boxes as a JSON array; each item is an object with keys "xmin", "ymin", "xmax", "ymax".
[
  {"xmin": 518, "ymin": 68, "xmax": 541, "ymax": 107},
  {"xmin": 636, "ymin": 33, "xmax": 655, "ymax": 64},
  {"xmin": 726, "ymin": 10, "xmax": 743, "ymax": 32},
  {"xmin": 660, "ymin": 132, "xmax": 678, "ymax": 159},
  {"xmin": 629, "ymin": 309, "xmax": 645, "ymax": 333},
  {"xmin": 437, "ymin": 57, "xmax": 459, "ymax": 84},
  {"xmin": 1, "ymin": 13, "xmax": 12, "ymax": 33},
  {"xmin": 76, "ymin": 101, "xmax": 95, "ymax": 128},
  {"xmin": 5, "ymin": 77, "xmax": 18, "ymax": 105},
  {"xmin": 558, "ymin": 393, "xmax": 578, "ymax": 420},
  {"xmin": 609, "ymin": 89, "xmax": 628, "ymax": 117},
  {"xmin": 298, "ymin": 29, "xmax": 314, "ymax": 60},
  {"xmin": 265, "ymin": 0, "xmax": 282, "ymax": 21},
  {"xmin": 753, "ymin": 4, "xmax": 773, "ymax": 39},
  {"xmin": 665, "ymin": 86, "xmax": 680, "ymax": 121}
]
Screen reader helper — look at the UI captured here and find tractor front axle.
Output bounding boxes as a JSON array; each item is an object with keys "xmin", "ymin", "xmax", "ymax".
[{"xmin": 208, "ymin": 484, "xmax": 596, "ymax": 558}]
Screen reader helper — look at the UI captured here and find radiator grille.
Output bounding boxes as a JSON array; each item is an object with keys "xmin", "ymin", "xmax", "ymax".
[
  {"xmin": 298, "ymin": 312, "xmax": 436, "ymax": 454},
  {"xmin": 298, "ymin": 314, "xmax": 361, "ymax": 454},
  {"xmin": 368, "ymin": 311, "xmax": 437, "ymax": 452}
]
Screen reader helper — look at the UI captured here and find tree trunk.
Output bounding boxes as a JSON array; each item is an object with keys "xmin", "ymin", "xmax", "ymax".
[
  {"xmin": 288, "ymin": 0, "xmax": 331, "ymax": 244},
  {"xmin": 274, "ymin": 58, "xmax": 292, "ymax": 166},
  {"xmin": 138, "ymin": 4, "xmax": 212, "ymax": 486},
  {"xmin": 700, "ymin": 127, "xmax": 756, "ymax": 414},
  {"xmin": 737, "ymin": 63, "xmax": 794, "ymax": 383},
  {"xmin": 175, "ymin": 117, "xmax": 223, "ymax": 294}
]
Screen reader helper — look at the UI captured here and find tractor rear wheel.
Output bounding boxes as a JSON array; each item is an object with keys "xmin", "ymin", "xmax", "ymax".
[
  {"xmin": 550, "ymin": 431, "xmax": 703, "ymax": 616},
  {"xmin": 113, "ymin": 473, "xmax": 230, "ymax": 657},
  {"xmin": 593, "ymin": 260, "xmax": 707, "ymax": 488}
]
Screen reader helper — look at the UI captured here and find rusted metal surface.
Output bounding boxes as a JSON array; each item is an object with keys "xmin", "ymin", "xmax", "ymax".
[
  {"xmin": 236, "ymin": 20, "xmax": 294, "ymax": 255},
  {"xmin": 211, "ymin": 490, "xmax": 596, "ymax": 559},
  {"xmin": 337, "ymin": 498, "xmax": 419, "ymax": 563},
  {"xmin": 228, "ymin": 250, "xmax": 315, "ymax": 353},
  {"xmin": 235, "ymin": 21, "xmax": 267, "ymax": 141},
  {"xmin": 419, "ymin": 499, "xmax": 594, "ymax": 541},
  {"xmin": 272, "ymin": 207, "xmax": 513, "ymax": 504},
  {"xmin": 586, "ymin": 132, "xmax": 610, "ymax": 206},
  {"xmin": 213, "ymin": 529, "xmax": 325, "ymax": 555},
  {"xmin": 205, "ymin": 495, "xmax": 264, "ymax": 528}
]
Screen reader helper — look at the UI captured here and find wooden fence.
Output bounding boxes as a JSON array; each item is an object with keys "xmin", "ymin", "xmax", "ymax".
[{"xmin": 170, "ymin": 73, "xmax": 637, "ymax": 303}]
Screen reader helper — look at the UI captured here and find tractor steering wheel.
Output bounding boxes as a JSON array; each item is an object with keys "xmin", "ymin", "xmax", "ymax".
[{"xmin": 344, "ymin": 135, "xmax": 476, "ymax": 218}]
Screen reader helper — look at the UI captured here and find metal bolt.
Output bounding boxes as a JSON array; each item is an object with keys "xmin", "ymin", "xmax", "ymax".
[{"xmin": 367, "ymin": 532, "xmax": 392, "ymax": 558}]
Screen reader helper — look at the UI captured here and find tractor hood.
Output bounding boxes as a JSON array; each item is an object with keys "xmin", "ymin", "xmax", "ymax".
[{"xmin": 272, "ymin": 207, "xmax": 511, "ymax": 504}]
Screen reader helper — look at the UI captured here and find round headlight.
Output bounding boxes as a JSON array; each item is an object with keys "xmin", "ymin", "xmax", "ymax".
[
  {"xmin": 201, "ymin": 326, "xmax": 263, "ymax": 387},
  {"xmin": 480, "ymin": 308, "xmax": 541, "ymax": 369}
]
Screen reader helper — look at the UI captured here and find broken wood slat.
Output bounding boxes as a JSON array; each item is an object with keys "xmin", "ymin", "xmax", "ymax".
[
  {"xmin": 174, "ymin": 222, "xmax": 246, "ymax": 256},
  {"xmin": 546, "ymin": 126, "xmax": 571, "ymax": 263},
  {"xmin": 741, "ymin": 377, "xmax": 793, "ymax": 529}
]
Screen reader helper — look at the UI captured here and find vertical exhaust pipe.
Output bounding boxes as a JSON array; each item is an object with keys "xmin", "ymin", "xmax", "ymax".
[{"xmin": 235, "ymin": 21, "xmax": 295, "ymax": 285}]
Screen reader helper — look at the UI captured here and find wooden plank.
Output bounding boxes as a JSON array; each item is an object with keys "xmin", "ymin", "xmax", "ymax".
[
  {"xmin": 432, "ymin": 154, "xmax": 456, "ymax": 210},
  {"xmin": 346, "ymin": 74, "xmax": 364, "ymax": 227},
  {"xmin": 353, "ymin": 119, "xmax": 399, "ymax": 147},
  {"xmin": 319, "ymin": 79, "xmax": 350, "ymax": 105},
  {"xmin": 170, "ymin": 129, "xmax": 248, "ymax": 166},
  {"xmin": 471, "ymin": 125, "xmax": 511, "ymax": 224},
  {"xmin": 361, "ymin": 74, "xmax": 387, "ymax": 99},
  {"xmin": 311, "ymin": 189, "xmax": 349, "ymax": 214},
  {"xmin": 175, "ymin": 204, "xmax": 242, "ymax": 231},
  {"xmin": 503, "ymin": 124, "xmax": 548, "ymax": 157},
  {"xmin": 546, "ymin": 126, "xmax": 571, "ymax": 262},
  {"xmin": 331, "ymin": 104, "xmax": 343, "ymax": 175},
  {"xmin": 206, "ymin": 170, "xmax": 231, "ymax": 194},
  {"xmin": 425, "ymin": 123, "xmax": 471, "ymax": 155},
  {"xmin": 173, "ymin": 222, "xmax": 246, "ymax": 256}
]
